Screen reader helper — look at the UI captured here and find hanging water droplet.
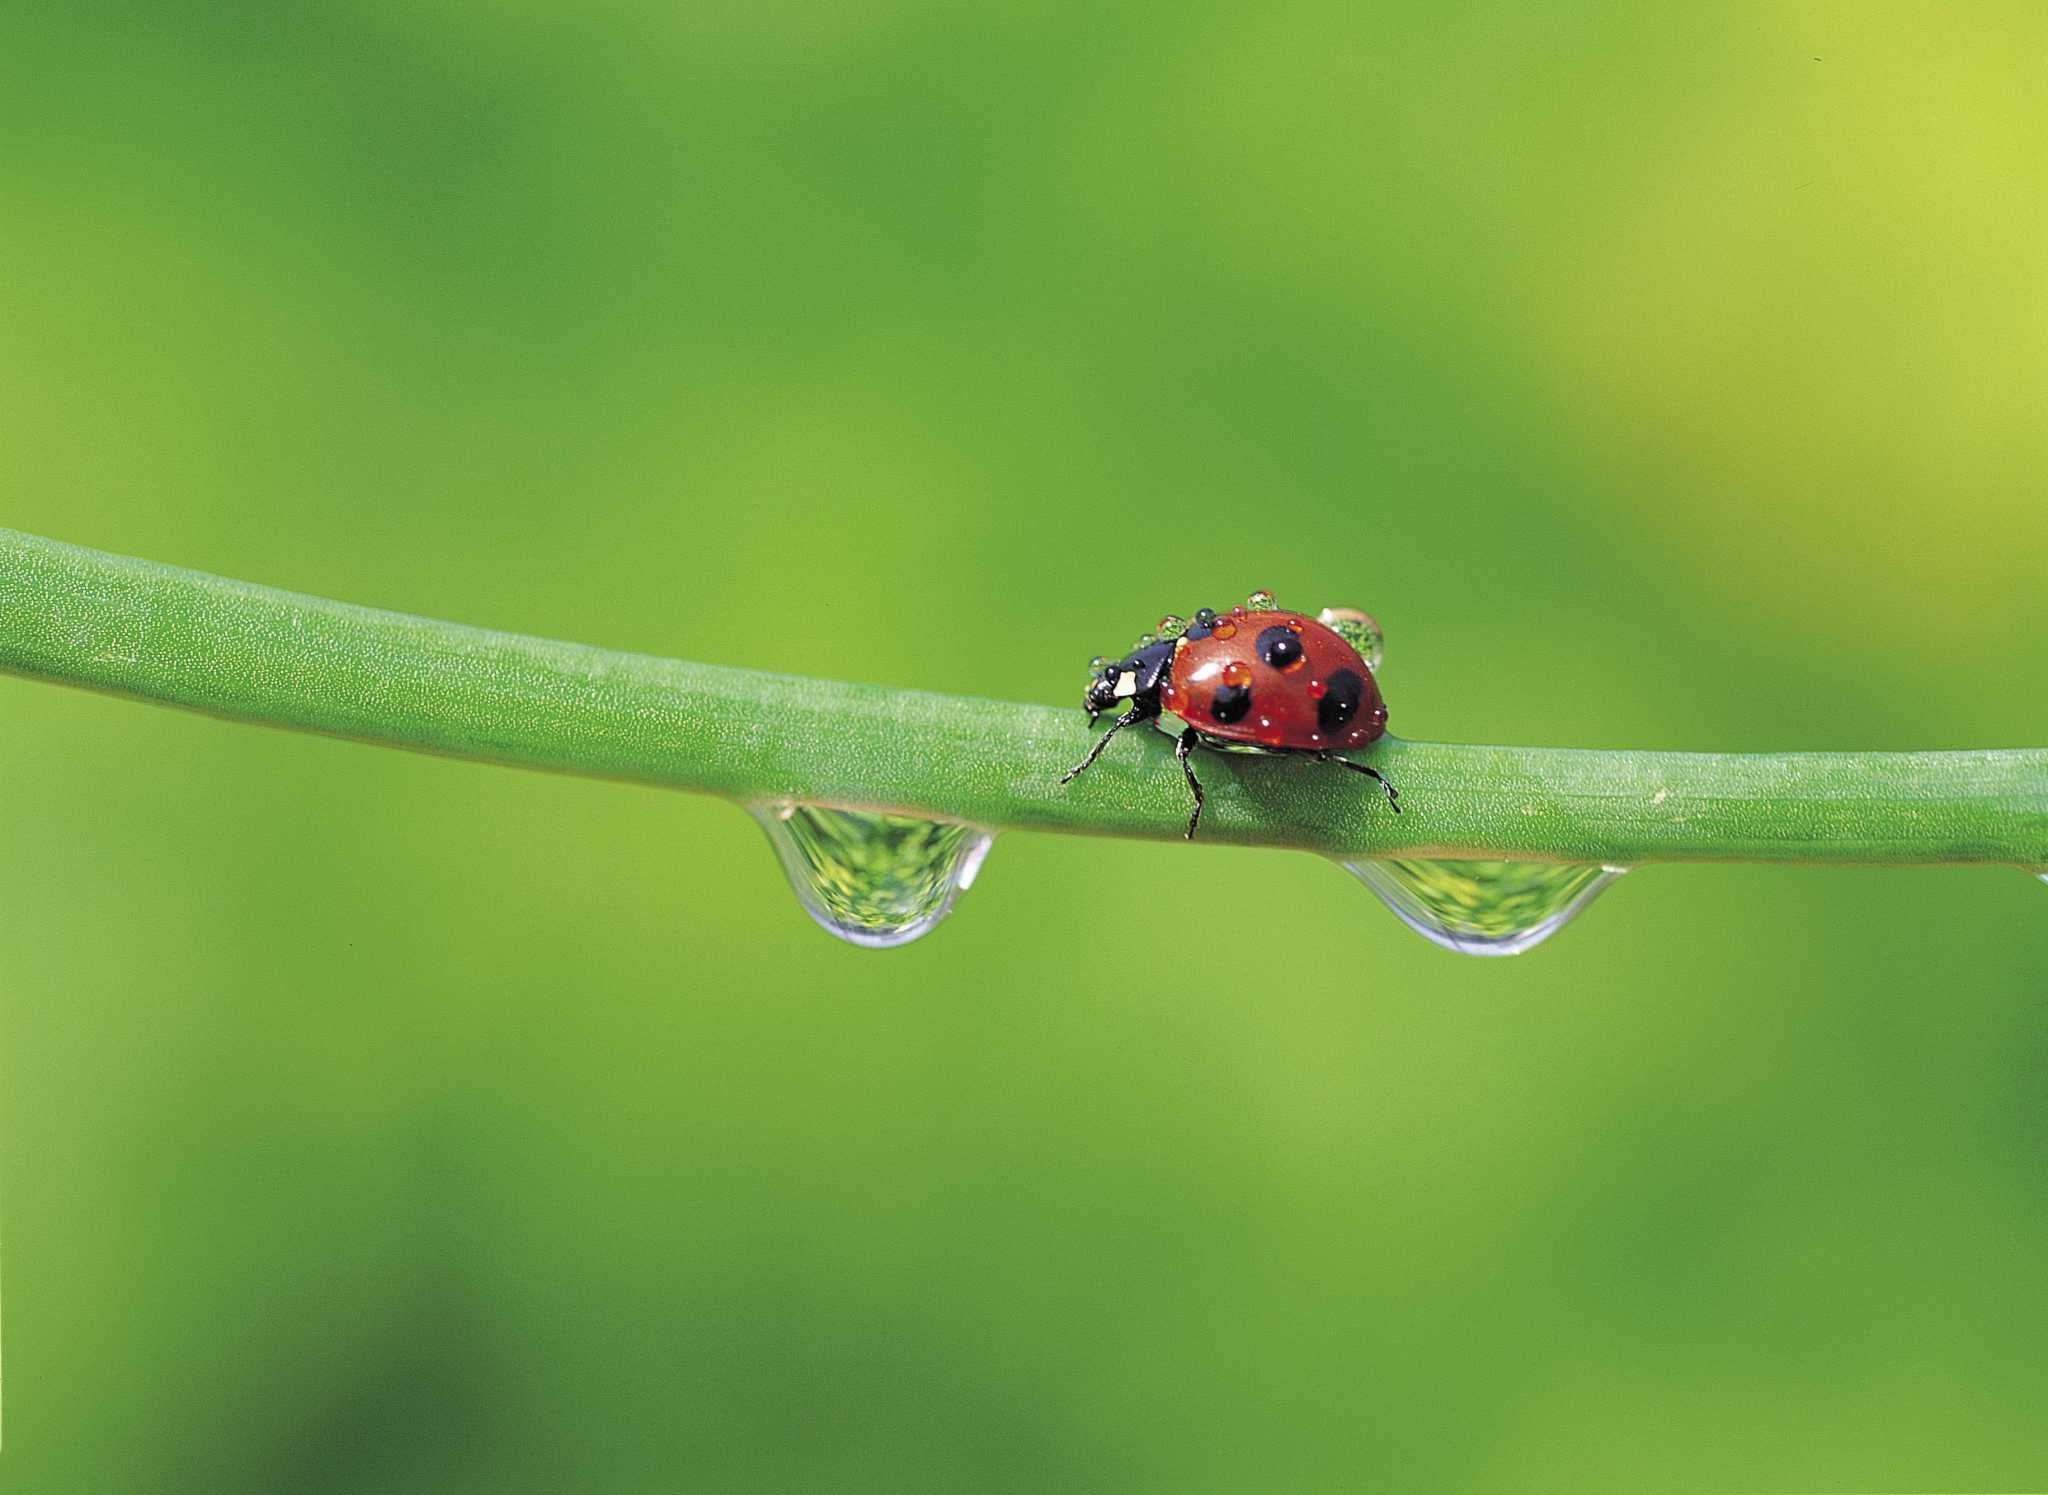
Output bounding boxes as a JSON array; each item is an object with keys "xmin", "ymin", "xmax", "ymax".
[
  {"xmin": 1089, "ymin": 654, "xmax": 1110, "ymax": 672},
  {"xmin": 751, "ymin": 803, "xmax": 992, "ymax": 948},
  {"xmin": 1340, "ymin": 857, "xmax": 1628, "ymax": 956},
  {"xmin": 1246, "ymin": 589, "xmax": 1278, "ymax": 611},
  {"xmin": 1317, "ymin": 607, "xmax": 1385, "ymax": 672},
  {"xmin": 1156, "ymin": 614, "xmax": 1188, "ymax": 639},
  {"xmin": 2037, "ymin": 870, "xmax": 2048, "ymax": 886}
]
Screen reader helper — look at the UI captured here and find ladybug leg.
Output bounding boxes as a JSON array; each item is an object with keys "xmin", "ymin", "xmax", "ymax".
[
  {"xmin": 1176, "ymin": 726, "xmax": 1206, "ymax": 840},
  {"xmin": 1060, "ymin": 704, "xmax": 1149, "ymax": 784},
  {"xmin": 1319, "ymin": 752, "xmax": 1401, "ymax": 813}
]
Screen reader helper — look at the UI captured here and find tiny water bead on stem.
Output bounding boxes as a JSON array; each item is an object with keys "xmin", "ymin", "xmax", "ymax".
[{"xmin": 3, "ymin": 530, "xmax": 2045, "ymax": 955}]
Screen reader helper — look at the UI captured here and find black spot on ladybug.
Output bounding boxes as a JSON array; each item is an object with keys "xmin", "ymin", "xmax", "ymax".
[
  {"xmin": 1255, "ymin": 625, "xmax": 1304, "ymax": 671},
  {"xmin": 1318, "ymin": 670, "xmax": 1364, "ymax": 732},
  {"xmin": 1210, "ymin": 683, "xmax": 1252, "ymax": 724}
]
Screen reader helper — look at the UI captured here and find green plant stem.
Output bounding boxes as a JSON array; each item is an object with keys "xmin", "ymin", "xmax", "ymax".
[{"xmin": 2, "ymin": 528, "xmax": 2043, "ymax": 867}]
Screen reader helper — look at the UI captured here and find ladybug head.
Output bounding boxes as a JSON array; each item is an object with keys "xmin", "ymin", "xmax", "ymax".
[{"xmin": 1083, "ymin": 664, "xmax": 1122, "ymax": 719}]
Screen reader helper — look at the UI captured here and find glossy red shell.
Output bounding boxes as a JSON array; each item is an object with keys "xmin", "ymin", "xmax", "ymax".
[{"xmin": 1161, "ymin": 612, "xmax": 1388, "ymax": 750}]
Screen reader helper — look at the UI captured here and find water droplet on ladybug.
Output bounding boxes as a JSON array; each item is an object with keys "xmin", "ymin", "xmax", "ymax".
[
  {"xmin": 1230, "ymin": 605, "xmax": 1247, "ymax": 617},
  {"xmin": 1156, "ymin": 614, "xmax": 1187, "ymax": 639},
  {"xmin": 751, "ymin": 803, "xmax": 992, "ymax": 949},
  {"xmin": 1211, "ymin": 621, "xmax": 1237, "ymax": 639},
  {"xmin": 1136, "ymin": 632, "xmax": 1158, "ymax": 648},
  {"xmin": 1317, "ymin": 606, "xmax": 1385, "ymax": 673},
  {"xmin": 1339, "ymin": 859, "xmax": 1630, "ymax": 956},
  {"xmin": 1246, "ymin": 590, "xmax": 1277, "ymax": 611},
  {"xmin": 1306, "ymin": 678, "xmax": 1327, "ymax": 699},
  {"xmin": 1089, "ymin": 655, "xmax": 1110, "ymax": 672},
  {"xmin": 1222, "ymin": 661, "xmax": 1252, "ymax": 688}
]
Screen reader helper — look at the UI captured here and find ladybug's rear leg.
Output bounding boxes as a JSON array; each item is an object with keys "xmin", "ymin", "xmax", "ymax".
[
  {"xmin": 1318, "ymin": 751, "xmax": 1401, "ymax": 812},
  {"xmin": 1060, "ymin": 703, "xmax": 1151, "ymax": 785},
  {"xmin": 1176, "ymin": 726, "xmax": 1206, "ymax": 840}
]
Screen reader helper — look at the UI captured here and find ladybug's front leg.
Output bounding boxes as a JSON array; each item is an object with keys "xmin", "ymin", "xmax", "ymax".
[{"xmin": 1060, "ymin": 703, "xmax": 1150, "ymax": 785}]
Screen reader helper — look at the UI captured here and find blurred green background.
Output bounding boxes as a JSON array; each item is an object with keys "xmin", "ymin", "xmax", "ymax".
[{"xmin": 3, "ymin": 1, "xmax": 2045, "ymax": 1489}]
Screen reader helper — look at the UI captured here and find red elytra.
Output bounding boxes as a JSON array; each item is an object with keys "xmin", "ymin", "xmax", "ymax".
[{"xmin": 1163, "ymin": 611, "xmax": 1388, "ymax": 750}]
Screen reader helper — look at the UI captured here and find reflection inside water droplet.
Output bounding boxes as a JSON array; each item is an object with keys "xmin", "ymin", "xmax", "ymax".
[
  {"xmin": 1317, "ymin": 607, "xmax": 1385, "ymax": 673},
  {"xmin": 750, "ymin": 803, "xmax": 992, "ymax": 948},
  {"xmin": 1340, "ymin": 857, "xmax": 1628, "ymax": 956}
]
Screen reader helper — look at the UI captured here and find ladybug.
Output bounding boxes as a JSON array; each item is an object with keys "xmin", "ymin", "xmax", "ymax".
[{"xmin": 1060, "ymin": 591, "xmax": 1400, "ymax": 839}]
